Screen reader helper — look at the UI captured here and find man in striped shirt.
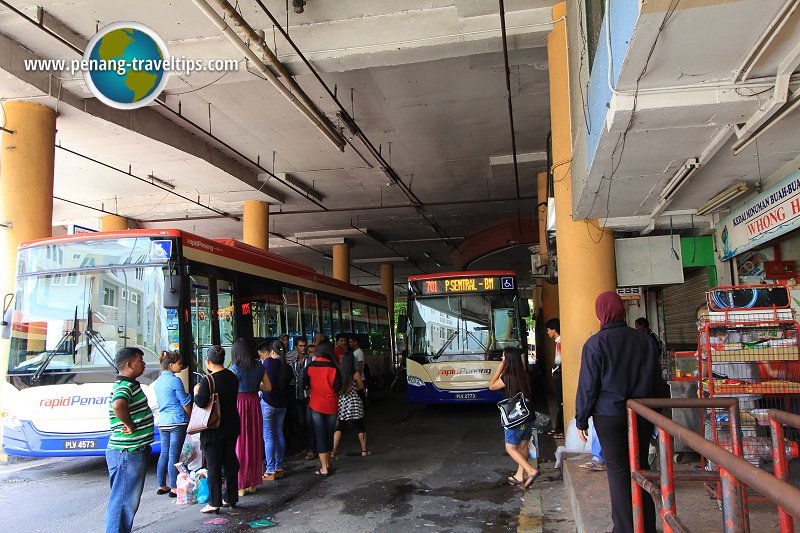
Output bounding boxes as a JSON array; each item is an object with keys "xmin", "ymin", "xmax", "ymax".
[{"xmin": 105, "ymin": 347, "xmax": 154, "ymax": 533}]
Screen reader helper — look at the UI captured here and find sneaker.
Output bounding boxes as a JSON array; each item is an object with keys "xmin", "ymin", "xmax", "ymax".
[{"xmin": 579, "ymin": 460, "xmax": 605, "ymax": 471}]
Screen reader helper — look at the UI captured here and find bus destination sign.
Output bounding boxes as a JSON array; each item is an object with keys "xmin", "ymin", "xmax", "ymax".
[{"xmin": 415, "ymin": 276, "xmax": 512, "ymax": 295}]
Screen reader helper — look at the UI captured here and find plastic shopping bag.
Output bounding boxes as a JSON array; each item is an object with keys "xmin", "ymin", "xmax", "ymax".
[
  {"xmin": 196, "ymin": 476, "xmax": 210, "ymax": 504},
  {"xmin": 175, "ymin": 472, "xmax": 197, "ymax": 505},
  {"xmin": 187, "ymin": 433, "xmax": 203, "ymax": 472}
]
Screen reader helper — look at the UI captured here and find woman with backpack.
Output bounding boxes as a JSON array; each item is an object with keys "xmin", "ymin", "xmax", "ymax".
[
  {"xmin": 489, "ymin": 347, "xmax": 539, "ymax": 490},
  {"xmin": 258, "ymin": 340, "xmax": 292, "ymax": 480}
]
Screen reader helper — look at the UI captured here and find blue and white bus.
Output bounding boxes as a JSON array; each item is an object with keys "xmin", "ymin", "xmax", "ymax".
[
  {"xmin": 2, "ymin": 229, "xmax": 392, "ymax": 456},
  {"xmin": 401, "ymin": 271, "xmax": 529, "ymax": 404}
]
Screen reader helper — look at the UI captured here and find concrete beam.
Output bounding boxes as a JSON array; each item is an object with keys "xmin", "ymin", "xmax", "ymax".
[
  {"xmin": 266, "ymin": 5, "xmax": 554, "ymax": 73},
  {"xmin": 0, "ymin": 30, "xmax": 285, "ymax": 204}
]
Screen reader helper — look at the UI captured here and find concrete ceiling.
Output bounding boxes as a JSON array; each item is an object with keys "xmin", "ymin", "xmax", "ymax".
[
  {"xmin": 573, "ymin": 0, "xmax": 800, "ymax": 236},
  {"xmin": 0, "ymin": 0, "xmax": 558, "ymax": 293}
]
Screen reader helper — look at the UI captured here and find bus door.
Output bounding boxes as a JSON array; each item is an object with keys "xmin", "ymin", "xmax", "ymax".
[{"xmin": 189, "ymin": 275, "xmax": 236, "ymax": 371}]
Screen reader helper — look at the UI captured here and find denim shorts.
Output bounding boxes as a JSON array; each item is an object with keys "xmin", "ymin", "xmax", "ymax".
[{"xmin": 504, "ymin": 422, "xmax": 533, "ymax": 445}]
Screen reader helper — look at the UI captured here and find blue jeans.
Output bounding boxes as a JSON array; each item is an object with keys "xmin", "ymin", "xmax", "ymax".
[
  {"xmin": 591, "ymin": 430, "xmax": 605, "ymax": 464},
  {"xmin": 310, "ymin": 409, "xmax": 337, "ymax": 454},
  {"xmin": 157, "ymin": 425, "xmax": 187, "ymax": 489},
  {"xmin": 262, "ymin": 402, "xmax": 286, "ymax": 473},
  {"xmin": 105, "ymin": 446, "xmax": 149, "ymax": 533}
]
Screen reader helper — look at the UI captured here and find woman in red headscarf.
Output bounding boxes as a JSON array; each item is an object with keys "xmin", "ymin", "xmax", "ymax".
[{"xmin": 575, "ymin": 291, "xmax": 661, "ymax": 533}]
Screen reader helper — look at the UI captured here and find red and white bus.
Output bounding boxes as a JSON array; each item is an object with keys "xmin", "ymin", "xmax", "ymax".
[
  {"xmin": 400, "ymin": 271, "xmax": 530, "ymax": 404},
  {"xmin": 2, "ymin": 229, "xmax": 392, "ymax": 457}
]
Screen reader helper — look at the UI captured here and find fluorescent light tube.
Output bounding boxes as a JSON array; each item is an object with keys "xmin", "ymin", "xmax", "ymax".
[
  {"xmin": 696, "ymin": 182, "xmax": 750, "ymax": 216},
  {"xmin": 660, "ymin": 158, "xmax": 700, "ymax": 202}
]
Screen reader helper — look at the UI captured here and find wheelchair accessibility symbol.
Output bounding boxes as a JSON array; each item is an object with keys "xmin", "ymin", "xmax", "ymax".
[
  {"xmin": 150, "ymin": 240, "xmax": 173, "ymax": 261},
  {"xmin": 501, "ymin": 277, "xmax": 514, "ymax": 289}
]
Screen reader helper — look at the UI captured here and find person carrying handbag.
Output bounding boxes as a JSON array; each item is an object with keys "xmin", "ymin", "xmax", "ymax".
[
  {"xmin": 489, "ymin": 347, "xmax": 540, "ymax": 490},
  {"xmin": 193, "ymin": 345, "xmax": 240, "ymax": 514}
]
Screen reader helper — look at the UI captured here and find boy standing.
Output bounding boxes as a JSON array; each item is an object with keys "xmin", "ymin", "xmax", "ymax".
[{"xmin": 105, "ymin": 347, "xmax": 154, "ymax": 533}]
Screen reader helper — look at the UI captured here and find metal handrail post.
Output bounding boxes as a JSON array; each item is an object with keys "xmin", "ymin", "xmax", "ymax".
[
  {"xmin": 727, "ymin": 399, "xmax": 750, "ymax": 533},
  {"xmin": 659, "ymin": 428, "xmax": 676, "ymax": 533},
  {"xmin": 628, "ymin": 407, "xmax": 646, "ymax": 533},
  {"xmin": 628, "ymin": 399, "xmax": 800, "ymax": 523},
  {"xmin": 720, "ymin": 467, "xmax": 746, "ymax": 533},
  {"xmin": 769, "ymin": 409, "xmax": 798, "ymax": 533}
]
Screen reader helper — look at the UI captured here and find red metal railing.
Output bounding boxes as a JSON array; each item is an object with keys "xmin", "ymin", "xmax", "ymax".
[
  {"xmin": 627, "ymin": 398, "xmax": 800, "ymax": 533},
  {"xmin": 769, "ymin": 409, "xmax": 800, "ymax": 532}
]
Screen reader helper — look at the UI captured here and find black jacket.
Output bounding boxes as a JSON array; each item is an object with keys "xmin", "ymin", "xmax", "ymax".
[
  {"xmin": 575, "ymin": 321, "xmax": 662, "ymax": 430},
  {"xmin": 194, "ymin": 368, "xmax": 240, "ymax": 446}
]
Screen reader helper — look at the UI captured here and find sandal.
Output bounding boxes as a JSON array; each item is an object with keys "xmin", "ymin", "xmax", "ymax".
[
  {"xmin": 262, "ymin": 472, "xmax": 275, "ymax": 481},
  {"xmin": 507, "ymin": 475, "xmax": 523, "ymax": 486},
  {"xmin": 330, "ymin": 451, "xmax": 338, "ymax": 460},
  {"xmin": 305, "ymin": 451, "xmax": 316, "ymax": 460},
  {"xmin": 522, "ymin": 470, "xmax": 540, "ymax": 491},
  {"xmin": 314, "ymin": 469, "xmax": 330, "ymax": 477},
  {"xmin": 549, "ymin": 431, "xmax": 564, "ymax": 439},
  {"xmin": 579, "ymin": 460, "xmax": 606, "ymax": 471},
  {"xmin": 360, "ymin": 449, "xmax": 372, "ymax": 457}
]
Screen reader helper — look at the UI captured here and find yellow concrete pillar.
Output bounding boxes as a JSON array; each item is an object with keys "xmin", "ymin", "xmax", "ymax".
[
  {"xmin": 332, "ymin": 243, "xmax": 350, "ymax": 283},
  {"xmin": 100, "ymin": 215, "xmax": 129, "ymax": 231},
  {"xmin": 548, "ymin": 3, "xmax": 617, "ymax": 425},
  {"xmin": 243, "ymin": 200, "xmax": 269, "ymax": 251},
  {"xmin": 536, "ymin": 172, "xmax": 560, "ymax": 381},
  {"xmin": 0, "ymin": 101, "xmax": 57, "ymax": 461}
]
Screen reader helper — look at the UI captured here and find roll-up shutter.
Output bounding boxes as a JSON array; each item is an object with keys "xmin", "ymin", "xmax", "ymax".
[{"xmin": 663, "ymin": 268, "xmax": 708, "ymax": 349}]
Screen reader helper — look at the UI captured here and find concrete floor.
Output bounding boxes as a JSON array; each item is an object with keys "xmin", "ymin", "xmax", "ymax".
[{"xmin": 0, "ymin": 390, "xmax": 576, "ymax": 533}]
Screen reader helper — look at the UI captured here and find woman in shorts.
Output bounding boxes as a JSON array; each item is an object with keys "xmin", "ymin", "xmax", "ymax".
[{"xmin": 489, "ymin": 347, "xmax": 539, "ymax": 490}]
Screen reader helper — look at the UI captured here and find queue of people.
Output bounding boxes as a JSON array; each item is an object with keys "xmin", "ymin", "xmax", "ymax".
[{"xmin": 104, "ymin": 334, "xmax": 372, "ymax": 531}]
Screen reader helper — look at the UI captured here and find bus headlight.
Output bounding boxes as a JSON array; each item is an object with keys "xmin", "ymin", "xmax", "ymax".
[{"xmin": 407, "ymin": 376, "xmax": 424, "ymax": 387}]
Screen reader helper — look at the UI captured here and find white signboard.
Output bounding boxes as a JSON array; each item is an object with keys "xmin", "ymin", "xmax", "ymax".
[
  {"xmin": 716, "ymin": 171, "xmax": 800, "ymax": 260},
  {"xmin": 616, "ymin": 287, "xmax": 642, "ymax": 301},
  {"xmin": 615, "ymin": 235, "xmax": 684, "ymax": 286}
]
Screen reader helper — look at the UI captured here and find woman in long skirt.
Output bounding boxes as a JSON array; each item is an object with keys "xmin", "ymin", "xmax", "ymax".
[{"xmin": 229, "ymin": 338, "xmax": 272, "ymax": 496}]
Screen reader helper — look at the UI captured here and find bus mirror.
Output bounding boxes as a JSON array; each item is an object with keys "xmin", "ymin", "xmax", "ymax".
[
  {"xmin": 1, "ymin": 293, "xmax": 13, "ymax": 339},
  {"xmin": 163, "ymin": 275, "xmax": 182, "ymax": 309},
  {"xmin": 396, "ymin": 314, "xmax": 408, "ymax": 333},
  {"xmin": 519, "ymin": 298, "xmax": 531, "ymax": 317},
  {"xmin": 1, "ymin": 310, "xmax": 11, "ymax": 339}
]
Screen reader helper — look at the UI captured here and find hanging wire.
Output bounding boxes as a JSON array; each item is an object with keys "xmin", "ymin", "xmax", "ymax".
[{"xmin": 669, "ymin": 216, "xmax": 679, "ymax": 260}]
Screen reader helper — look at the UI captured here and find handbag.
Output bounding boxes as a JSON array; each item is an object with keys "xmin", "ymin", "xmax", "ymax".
[
  {"xmin": 497, "ymin": 391, "xmax": 532, "ymax": 429},
  {"xmin": 187, "ymin": 372, "xmax": 221, "ymax": 435}
]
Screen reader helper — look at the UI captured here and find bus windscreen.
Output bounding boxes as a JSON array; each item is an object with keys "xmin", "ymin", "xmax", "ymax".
[{"xmin": 408, "ymin": 293, "xmax": 521, "ymax": 362}]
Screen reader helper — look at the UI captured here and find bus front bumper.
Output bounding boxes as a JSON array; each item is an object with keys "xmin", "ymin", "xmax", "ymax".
[
  {"xmin": 406, "ymin": 381, "xmax": 503, "ymax": 404},
  {"xmin": 2, "ymin": 421, "xmax": 160, "ymax": 457}
]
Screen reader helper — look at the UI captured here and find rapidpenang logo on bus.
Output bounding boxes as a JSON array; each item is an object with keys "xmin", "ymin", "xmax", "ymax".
[
  {"xmin": 83, "ymin": 22, "xmax": 171, "ymax": 110},
  {"xmin": 438, "ymin": 368, "xmax": 492, "ymax": 376},
  {"xmin": 40, "ymin": 395, "xmax": 107, "ymax": 408}
]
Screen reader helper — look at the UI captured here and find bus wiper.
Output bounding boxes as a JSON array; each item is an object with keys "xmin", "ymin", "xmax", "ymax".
[
  {"xmin": 86, "ymin": 304, "xmax": 118, "ymax": 371},
  {"xmin": 466, "ymin": 330, "xmax": 487, "ymax": 352},
  {"xmin": 32, "ymin": 307, "xmax": 79, "ymax": 382},
  {"xmin": 433, "ymin": 329, "xmax": 459, "ymax": 360}
]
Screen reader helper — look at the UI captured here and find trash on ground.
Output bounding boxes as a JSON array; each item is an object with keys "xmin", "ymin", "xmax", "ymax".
[
  {"xmin": 202, "ymin": 518, "xmax": 230, "ymax": 525},
  {"xmin": 248, "ymin": 518, "xmax": 277, "ymax": 528}
]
